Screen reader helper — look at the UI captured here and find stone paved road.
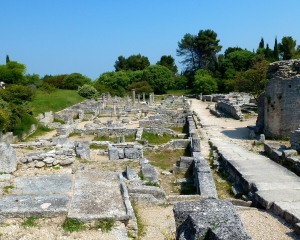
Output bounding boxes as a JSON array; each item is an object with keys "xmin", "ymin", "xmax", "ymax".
[{"xmin": 190, "ymin": 98, "xmax": 300, "ymax": 234}]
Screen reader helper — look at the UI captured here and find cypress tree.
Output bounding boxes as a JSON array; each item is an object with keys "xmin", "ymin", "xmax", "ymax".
[
  {"xmin": 273, "ymin": 37, "xmax": 279, "ymax": 60},
  {"xmin": 259, "ymin": 37, "xmax": 265, "ymax": 49},
  {"xmin": 5, "ymin": 54, "xmax": 10, "ymax": 63}
]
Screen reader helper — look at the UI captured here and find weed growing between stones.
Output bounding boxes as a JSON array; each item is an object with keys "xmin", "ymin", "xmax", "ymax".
[
  {"xmin": 3, "ymin": 185, "xmax": 14, "ymax": 194},
  {"xmin": 96, "ymin": 219, "xmax": 115, "ymax": 232},
  {"xmin": 89, "ymin": 144, "xmax": 107, "ymax": 150},
  {"xmin": 62, "ymin": 217, "xmax": 86, "ymax": 232},
  {"xmin": 52, "ymin": 166, "xmax": 60, "ymax": 170},
  {"xmin": 131, "ymin": 201, "xmax": 145, "ymax": 239},
  {"xmin": 68, "ymin": 132, "xmax": 80, "ymax": 138},
  {"xmin": 21, "ymin": 217, "xmax": 38, "ymax": 228},
  {"xmin": 145, "ymin": 181, "xmax": 160, "ymax": 187}
]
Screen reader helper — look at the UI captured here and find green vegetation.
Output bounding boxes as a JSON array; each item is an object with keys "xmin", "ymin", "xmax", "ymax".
[
  {"xmin": 24, "ymin": 124, "xmax": 53, "ymax": 141},
  {"xmin": 144, "ymin": 181, "xmax": 160, "ymax": 187},
  {"xmin": 78, "ymin": 84, "xmax": 98, "ymax": 99},
  {"xmin": 62, "ymin": 217, "xmax": 86, "ymax": 232},
  {"xmin": 90, "ymin": 144, "xmax": 107, "ymax": 150},
  {"xmin": 13, "ymin": 114, "xmax": 38, "ymax": 137},
  {"xmin": 30, "ymin": 89, "xmax": 85, "ymax": 116},
  {"xmin": 21, "ymin": 217, "xmax": 38, "ymax": 228},
  {"xmin": 141, "ymin": 132, "xmax": 179, "ymax": 145},
  {"xmin": 144, "ymin": 148, "xmax": 189, "ymax": 171},
  {"xmin": 4, "ymin": 185, "xmax": 14, "ymax": 193},
  {"xmin": 131, "ymin": 201, "xmax": 146, "ymax": 238},
  {"xmin": 96, "ymin": 219, "xmax": 115, "ymax": 232},
  {"xmin": 93, "ymin": 135, "xmax": 112, "ymax": 141}
]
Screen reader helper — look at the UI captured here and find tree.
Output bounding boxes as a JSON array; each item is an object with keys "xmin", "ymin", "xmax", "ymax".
[
  {"xmin": 6, "ymin": 55, "xmax": 10, "ymax": 64},
  {"xmin": 177, "ymin": 29, "xmax": 222, "ymax": 73},
  {"xmin": 193, "ymin": 69, "xmax": 218, "ymax": 94},
  {"xmin": 78, "ymin": 84, "xmax": 98, "ymax": 99},
  {"xmin": 0, "ymin": 109, "xmax": 9, "ymax": 141},
  {"xmin": 127, "ymin": 81, "xmax": 153, "ymax": 96},
  {"xmin": 156, "ymin": 55, "xmax": 178, "ymax": 75},
  {"xmin": 273, "ymin": 36, "xmax": 279, "ymax": 60},
  {"xmin": 0, "ymin": 61, "xmax": 27, "ymax": 85},
  {"xmin": 224, "ymin": 47, "xmax": 243, "ymax": 58},
  {"xmin": 114, "ymin": 54, "xmax": 150, "ymax": 71},
  {"xmin": 94, "ymin": 71, "xmax": 130, "ymax": 96},
  {"xmin": 259, "ymin": 37, "xmax": 265, "ymax": 49},
  {"xmin": 62, "ymin": 73, "xmax": 91, "ymax": 90},
  {"xmin": 279, "ymin": 36, "xmax": 296, "ymax": 60},
  {"xmin": 174, "ymin": 74, "xmax": 188, "ymax": 90},
  {"xmin": 42, "ymin": 74, "xmax": 68, "ymax": 89},
  {"xmin": 142, "ymin": 65, "xmax": 174, "ymax": 94},
  {"xmin": 235, "ymin": 56, "xmax": 269, "ymax": 99}
]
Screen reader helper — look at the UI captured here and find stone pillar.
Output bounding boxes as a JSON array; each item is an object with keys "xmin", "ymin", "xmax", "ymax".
[
  {"xmin": 126, "ymin": 95, "xmax": 129, "ymax": 106},
  {"xmin": 143, "ymin": 92, "xmax": 145, "ymax": 102},
  {"xmin": 132, "ymin": 89, "xmax": 135, "ymax": 106},
  {"xmin": 149, "ymin": 93, "xmax": 153, "ymax": 105},
  {"xmin": 116, "ymin": 136, "xmax": 120, "ymax": 144},
  {"xmin": 121, "ymin": 135, "xmax": 125, "ymax": 143},
  {"xmin": 138, "ymin": 94, "xmax": 140, "ymax": 104}
]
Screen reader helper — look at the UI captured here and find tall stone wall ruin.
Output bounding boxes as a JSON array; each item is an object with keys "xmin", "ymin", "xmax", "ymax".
[{"xmin": 257, "ymin": 59, "xmax": 300, "ymax": 138}]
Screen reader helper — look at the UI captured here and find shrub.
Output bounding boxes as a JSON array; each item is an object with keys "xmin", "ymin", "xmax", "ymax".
[{"xmin": 78, "ymin": 84, "xmax": 99, "ymax": 99}]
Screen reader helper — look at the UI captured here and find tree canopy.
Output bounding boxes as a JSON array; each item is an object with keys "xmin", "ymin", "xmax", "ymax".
[
  {"xmin": 193, "ymin": 69, "xmax": 218, "ymax": 95},
  {"xmin": 156, "ymin": 55, "xmax": 178, "ymax": 75},
  {"xmin": 279, "ymin": 36, "xmax": 297, "ymax": 60},
  {"xmin": 114, "ymin": 54, "xmax": 150, "ymax": 71}
]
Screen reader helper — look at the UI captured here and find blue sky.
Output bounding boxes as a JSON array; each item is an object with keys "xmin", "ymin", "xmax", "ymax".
[{"xmin": 1, "ymin": 0, "xmax": 299, "ymax": 80}]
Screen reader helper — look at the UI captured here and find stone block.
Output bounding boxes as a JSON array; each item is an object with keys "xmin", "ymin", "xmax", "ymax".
[
  {"xmin": 126, "ymin": 166, "xmax": 137, "ymax": 180},
  {"xmin": 108, "ymin": 145, "xmax": 119, "ymax": 160},
  {"xmin": 127, "ymin": 185, "xmax": 166, "ymax": 200},
  {"xmin": 0, "ymin": 144, "xmax": 17, "ymax": 173},
  {"xmin": 173, "ymin": 199, "xmax": 251, "ymax": 240},
  {"xmin": 141, "ymin": 163, "xmax": 158, "ymax": 182},
  {"xmin": 74, "ymin": 141, "xmax": 90, "ymax": 160}
]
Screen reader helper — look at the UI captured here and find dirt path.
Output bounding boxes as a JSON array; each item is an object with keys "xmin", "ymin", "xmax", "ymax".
[{"xmin": 190, "ymin": 99, "xmax": 298, "ymax": 240}]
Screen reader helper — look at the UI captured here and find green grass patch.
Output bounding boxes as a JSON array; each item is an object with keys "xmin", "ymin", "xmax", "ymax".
[
  {"xmin": 13, "ymin": 114, "xmax": 38, "ymax": 137},
  {"xmin": 144, "ymin": 148, "xmax": 189, "ymax": 171},
  {"xmin": 90, "ymin": 144, "xmax": 107, "ymax": 150},
  {"xmin": 93, "ymin": 135, "xmax": 112, "ymax": 141},
  {"xmin": 131, "ymin": 202, "xmax": 145, "ymax": 238},
  {"xmin": 96, "ymin": 219, "xmax": 115, "ymax": 232},
  {"xmin": 30, "ymin": 89, "xmax": 85, "ymax": 116},
  {"xmin": 141, "ymin": 132, "xmax": 179, "ymax": 145},
  {"xmin": 24, "ymin": 124, "xmax": 53, "ymax": 141},
  {"xmin": 62, "ymin": 217, "xmax": 86, "ymax": 232},
  {"xmin": 166, "ymin": 89, "xmax": 191, "ymax": 96},
  {"xmin": 68, "ymin": 132, "xmax": 81, "ymax": 137},
  {"xmin": 53, "ymin": 118, "xmax": 65, "ymax": 124},
  {"xmin": 145, "ymin": 181, "xmax": 160, "ymax": 187},
  {"xmin": 52, "ymin": 166, "xmax": 60, "ymax": 170},
  {"xmin": 21, "ymin": 217, "xmax": 38, "ymax": 228},
  {"xmin": 4, "ymin": 185, "xmax": 14, "ymax": 193}
]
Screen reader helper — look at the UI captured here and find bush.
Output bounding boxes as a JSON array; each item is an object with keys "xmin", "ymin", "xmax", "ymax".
[{"xmin": 78, "ymin": 84, "xmax": 99, "ymax": 99}]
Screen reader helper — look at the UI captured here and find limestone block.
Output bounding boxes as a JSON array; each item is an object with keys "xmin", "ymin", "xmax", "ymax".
[
  {"xmin": 74, "ymin": 141, "xmax": 90, "ymax": 160},
  {"xmin": 141, "ymin": 163, "xmax": 158, "ymax": 182},
  {"xmin": 173, "ymin": 199, "xmax": 252, "ymax": 240},
  {"xmin": 60, "ymin": 158, "xmax": 74, "ymax": 166},
  {"xmin": 108, "ymin": 146, "xmax": 119, "ymax": 160},
  {"xmin": 35, "ymin": 161, "xmax": 45, "ymax": 168},
  {"xmin": 126, "ymin": 166, "xmax": 137, "ymax": 180},
  {"xmin": 43, "ymin": 157, "xmax": 54, "ymax": 164},
  {"xmin": 0, "ymin": 144, "xmax": 17, "ymax": 173},
  {"xmin": 127, "ymin": 185, "xmax": 166, "ymax": 200}
]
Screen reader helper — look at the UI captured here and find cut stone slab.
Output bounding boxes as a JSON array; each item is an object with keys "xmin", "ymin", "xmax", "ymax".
[
  {"xmin": 11, "ymin": 174, "xmax": 73, "ymax": 195},
  {"xmin": 127, "ymin": 185, "xmax": 166, "ymax": 200},
  {"xmin": 0, "ymin": 144, "xmax": 17, "ymax": 173},
  {"xmin": 140, "ymin": 163, "xmax": 158, "ymax": 182},
  {"xmin": 126, "ymin": 166, "xmax": 137, "ymax": 180},
  {"xmin": 173, "ymin": 199, "xmax": 251, "ymax": 240},
  {"xmin": 0, "ymin": 194, "xmax": 70, "ymax": 218},
  {"xmin": 74, "ymin": 141, "xmax": 90, "ymax": 160},
  {"xmin": 68, "ymin": 171, "xmax": 132, "ymax": 222}
]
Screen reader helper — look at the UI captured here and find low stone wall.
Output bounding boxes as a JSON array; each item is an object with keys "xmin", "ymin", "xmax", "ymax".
[
  {"xmin": 36, "ymin": 111, "xmax": 54, "ymax": 127},
  {"xmin": 143, "ymin": 127, "xmax": 176, "ymax": 136},
  {"xmin": 216, "ymin": 100, "xmax": 243, "ymax": 119},
  {"xmin": 193, "ymin": 152, "xmax": 218, "ymax": 199},
  {"xmin": 108, "ymin": 144, "xmax": 143, "ymax": 160},
  {"xmin": 291, "ymin": 128, "xmax": 300, "ymax": 151}
]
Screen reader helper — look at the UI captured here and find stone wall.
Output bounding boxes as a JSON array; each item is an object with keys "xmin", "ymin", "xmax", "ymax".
[
  {"xmin": 108, "ymin": 144, "xmax": 143, "ymax": 160},
  {"xmin": 216, "ymin": 100, "xmax": 243, "ymax": 120},
  {"xmin": 260, "ymin": 59, "xmax": 300, "ymax": 138}
]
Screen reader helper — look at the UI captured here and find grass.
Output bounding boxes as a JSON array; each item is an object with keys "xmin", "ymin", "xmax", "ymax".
[
  {"xmin": 144, "ymin": 181, "xmax": 160, "ymax": 187},
  {"xmin": 21, "ymin": 217, "xmax": 38, "ymax": 228},
  {"xmin": 144, "ymin": 148, "xmax": 189, "ymax": 171},
  {"xmin": 68, "ymin": 132, "xmax": 81, "ymax": 137},
  {"xmin": 4, "ymin": 185, "xmax": 14, "ymax": 193},
  {"xmin": 24, "ymin": 124, "xmax": 53, "ymax": 141},
  {"xmin": 166, "ymin": 89, "xmax": 192, "ymax": 96},
  {"xmin": 131, "ymin": 201, "xmax": 146, "ymax": 239},
  {"xmin": 13, "ymin": 114, "xmax": 38, "ymax": 137},
  {"xmin": 53, "ymin": 118, "xmax": 65, "ymax": 124},
  {"xmin": 62, "ymin": 217, "xmax": 86, "ymax": 232},
  {"xmin": 170, "ymin": 124, "xmax": 188, "ymax": 134},
  {"xmin": 93, "ymin": 135, "xmax": 112, "ymax": 141},
  {"xmin": 96, "ymin": 219, "xmax": 115, "ymax": 232},
  {"xmin": 30, "ymin": 89, "xmax": 85, "ymax": 116},
  {"xmin": 90, "ymin": 144, "xmax": 107, "ymax": 150},
  {"xmin": 141, "ymin": 132, "xmax": 180, "ymax": 145}
]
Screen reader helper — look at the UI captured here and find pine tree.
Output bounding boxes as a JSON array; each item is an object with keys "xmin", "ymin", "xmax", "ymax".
[
  {"xmin": 259, "ymin": 37, "xmax": 265, "ymax": 49},
  {"xmin": 5, "ymin": 54, "xmax": 10, "ymax": 63},
  {"xmin": 273, "ymin": 37, "xmax": 279, "ymax": 60}
]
